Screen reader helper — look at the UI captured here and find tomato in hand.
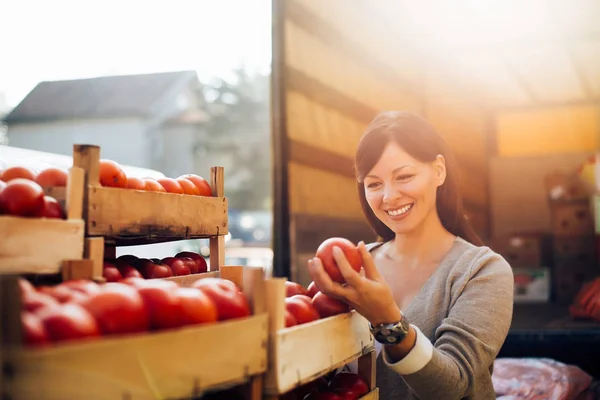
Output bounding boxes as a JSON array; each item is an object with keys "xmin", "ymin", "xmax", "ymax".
[
  {"xmin": 1, "ymin": 166, "xmax": 36, "ymax": 182},
  {"xmin": 285, "ymin": 281, "xmax": 308, "ymax": 297},
  {"xmin": 35, "ymin": 167, "xmax": 68, "ymax": 187},
  {"xmin": 0, "ymin": 178, "xmax": 45, "ymax": 217},
  {"xmin": 177, "ymin": 174, "xmax": 212, "ymax": 196},
  {"xmin": 99, "ymin": 159, "xmax": 127, "ymax": 188},
  {"xmin": 312, "ymin": 292, "xmax": 350, "ymax": 318},
  {"xmin": 315, "ymin": 238, "xmax": 362, "ymax": 283},
  {"xmin": 285, "ymin": 296, "xmax": 320, "ymax": 324},
  {"xmin": 38, "ymin": 303, "xmax": 100, "ymax": 342},
  {"xmin": 192, "ymin": 278, "xmax": 250, "ymax": 320},
  {"xmin": 143, "ymin": 178, "xmax": 166, "ymax": 192},
  {"xmin": 175, "ymin": 251, "xmax": 207, "ymax": 273},
  {"xmin": 176, "ymin": 178, "xmax": 201, "ymax": 195},
  {"xmin": 41, "ymin": 196, "xmax": 65, "ymax": 219},
  {"xmin": 174, "ymin": 287, "xmax": 218, "ymax": 326},
  {"xmin": 80, "ymin": 283, "xmax": 149, "ymax": 335},
  {"xmin": 126, "ymin": 176, "xmax": 146, "ymax": 190},
  {"xmin": 157, "ymin": 177, "xmax": 184, "ymax": 194}
]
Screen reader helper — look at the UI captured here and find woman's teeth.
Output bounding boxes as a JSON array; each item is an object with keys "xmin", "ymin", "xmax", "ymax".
[{"xmin": 387, "ymin": 204, "xmax": 413, "ymax": 216}]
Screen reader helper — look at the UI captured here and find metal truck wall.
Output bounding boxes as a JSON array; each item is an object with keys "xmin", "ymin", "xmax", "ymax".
[{"xmin": 271, "ymin": 0, "xmax": 491, "ymax": 284}]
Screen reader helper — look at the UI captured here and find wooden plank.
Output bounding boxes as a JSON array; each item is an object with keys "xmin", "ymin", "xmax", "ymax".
[
  {"xmin": 264, "ymin": 278, "xmax": 374, "ymax": 395},
  {"xmin": 66, "ymin": 167, "xmax": 84, "ymax": 220},
  {"xmin": 86, "ymin": 186, "xmax": 228, "ymax": 239},
  {"xmin": 83, "ymin": 237, "xmax": 104, "ymax": 279},
  {"xmin": 357, "ymin": 351, "xmax": 377, "ymax": 390},
  {"xmin": 163, "ymin": 271, "xmax": 220, "ymax": 287},
  {"xmin": 61, "ymin": 260, "xmax": 94, "ymax": 281},
  {"xmin": 289, "ymin": 139, "xmax": 355, "ymax": 178},
  {"xmin": 0, "ymin": 217, "xmax": 85, "ymax": 274},
  {"xmin": 8, "ymin": 314, "xmax": 269, "ymax": 400},
  {"xmin": 209, "ymin": 166, "xmax": 225, "ymax": 272},
  {"xmin": 360, "ymin": 388, "xmax": 380, "ymax": 400},
  {"xmin": 287, "ymin": 66, "xmax": 377, "ymax": 125}
]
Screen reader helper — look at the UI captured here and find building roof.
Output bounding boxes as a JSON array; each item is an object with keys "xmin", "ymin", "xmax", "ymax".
[{"xmin": 3, "ymin": 70, "xmax": 198, "ymax": 124}]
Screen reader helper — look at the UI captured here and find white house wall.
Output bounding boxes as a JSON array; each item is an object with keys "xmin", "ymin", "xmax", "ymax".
[{"xmin": 7, "ymin": 118, "xmax": 149, "ymax": 168}]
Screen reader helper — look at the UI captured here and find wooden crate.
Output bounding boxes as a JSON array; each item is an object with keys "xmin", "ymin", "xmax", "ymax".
[
  {"xmin": 71, "ymin": 144, "xmax": 228, "ymax": 250},
  {"xmin": 263, "ymin": 278, "xmax": 376, "ymax": 397},
  {"xmin": 0, "ymin": 167, "xmax": 89, "ymax": 277},
  {"xmin": 2, "ymin": 266, "xmax": 268, "ymax": 400}
]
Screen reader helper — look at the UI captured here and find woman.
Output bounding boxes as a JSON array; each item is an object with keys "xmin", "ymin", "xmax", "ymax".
[{"xmin": 308, "ymin": 111, "xmax": 514, "ymax": 399}]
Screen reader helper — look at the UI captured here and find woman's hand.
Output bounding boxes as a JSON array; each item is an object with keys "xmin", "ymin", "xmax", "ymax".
[{"xmin": 308, "ymin": 241, "xmax": 402, "ymax": 326}]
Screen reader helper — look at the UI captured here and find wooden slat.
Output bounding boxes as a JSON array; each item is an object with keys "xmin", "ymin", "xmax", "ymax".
[
  {"xmin": 0, "ymin": 217, "xmax": 85, "ymax": 275},
  {"xmin": 289, "ymin": 140, "xmax": 355, "ymax": 178},
  {"xmin": 8, "ymin": 315, "xmax": 269, "ymax": 400},
  {"xmin": 163, "ymin": 271, "xmax": 220, "ymax": 287},
  {"xmin": 288, "ymin": 162, "xmax": 363, "ymax": 220},
  {"xmin": 209, "ymin": 166, "xmax": 226, "ymax": 272}
]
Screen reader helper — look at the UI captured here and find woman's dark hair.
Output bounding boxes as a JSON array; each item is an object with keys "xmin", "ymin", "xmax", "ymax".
[{"xmin": 354, "ymin": 111, "xmax": 483, "ymax": 246}]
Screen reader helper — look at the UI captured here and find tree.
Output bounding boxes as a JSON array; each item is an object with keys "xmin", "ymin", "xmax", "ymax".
[{"xmin": 194, "ymin": 66, "xmax": 271, "ymax": 211}]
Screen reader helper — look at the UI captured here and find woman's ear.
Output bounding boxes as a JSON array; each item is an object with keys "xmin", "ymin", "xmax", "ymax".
[{"xmin": 434, "ymin": 154, "xmax": 447, "ymax": 186}]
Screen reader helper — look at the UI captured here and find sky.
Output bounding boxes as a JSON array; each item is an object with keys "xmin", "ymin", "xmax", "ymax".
[{"xmin": 0, "ymin": 0, "xmax": 272, "ymax": 108}]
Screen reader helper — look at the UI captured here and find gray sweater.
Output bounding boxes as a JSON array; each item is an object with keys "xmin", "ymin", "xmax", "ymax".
[{"xmin": 369, "ymin": 237, "xmax": 514, "ymax": 399}]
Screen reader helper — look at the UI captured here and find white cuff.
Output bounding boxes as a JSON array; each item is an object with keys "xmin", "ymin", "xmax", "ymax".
[{"xmin": 382, "ymin": 324, "xmax": 433, "ymax": 375}]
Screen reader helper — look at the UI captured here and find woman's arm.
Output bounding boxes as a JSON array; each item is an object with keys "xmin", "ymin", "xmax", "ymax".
[{"xmin": 382, "ymin": 251, "xmax": 514, "ymax": 398}]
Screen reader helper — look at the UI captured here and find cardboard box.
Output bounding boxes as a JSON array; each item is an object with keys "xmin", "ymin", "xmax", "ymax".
[{"xmin": 513, "ymin": 268, "xmax": 550, "ymax": 303}]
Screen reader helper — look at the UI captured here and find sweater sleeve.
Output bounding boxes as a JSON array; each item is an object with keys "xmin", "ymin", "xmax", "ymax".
[{"xmin": 382, "ymin": 249, "xmax": 514, "ymax": 399}]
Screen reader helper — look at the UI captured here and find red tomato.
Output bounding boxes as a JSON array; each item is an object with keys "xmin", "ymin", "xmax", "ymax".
[
  {"xmin": 0, "ymin": 178, "xmax": 45, "ymax": 217},
  {"xmin": 23, "ymin": 291, "xmax": 59, "ymax": 312},
  {"xmin": 22, "ymin": 312, "xmax": 48, "ymax": 346},
  {"xmin": 38, "ymin": 303, "xmax": 100, "ymax": 342},
  {"xmin": 38, "ymin": 285, "xmax": 82, "ymax": 303},
  {"xmin": 99, "ymin": 159, "xmax": 127, "ymax": 188},
  {"xmin": 80, "ymin": 283, "xmax": 149, "ymax": 335},
  {"xmin": 157, "ymin": 177, "xmax": 184, "ymax": 194},
  {"xmin": 285, "ymin": 297, "xmax": 320, "ymax": 324},
  {"xmin": 117, "ymin": 254, "xmax": 139, "ymax": 264},
  {"xmin": 59, "ymin": 280, "xmax": 100, "ymax": 296},
  {"xmin": 177, "ymin": 174, "xmax": 212, "ymax": 196},
  {"xmin": 35, "ymin": 167, "xmax": 68, "ymax": 187},
  {"xmin": 290, "ymin": 294, "xmax": 313, "ymax": 305},
  {"xmin": 139, "ymin": 260, "xmax": 173, "ymax": 279},
  {"xmin": 126, "ymin": 176, "xmax": 146, "ymax": 190},
  {"xmin": 176, "ymin": 178, "xmax": 201, "ymax": 195},
  {"xmin": 192, "ymin": 278, "xmax": 250, "ymax": 320},
  {"xmin": 133, "ymin": 280, "xmax": 182, "ymax": 330},
  {"xmin": 307, "ymin": 281, "xmax": 319, "ymax": 298},
  {"xmin": 143, "ymin": 178, "xmax": 166, "ymax": 192},
  {"xmin": 328, "ymin": 373, "xmax": 369, "ymax": 399},
  {"xmin": 285, "ymin": 281, "xmax": 308, "ymax": 297},
  {"xmin": 312, "ymin": 292, "xmax": 350, "ymax": 318},
  {"xmin": 103, "ymin": 261, "xmax": 123, "ymax": 282},
  {"xmin": 41, "ymin": 196, "xmax": 65, "ymax": 219},
  {"xmin": 1, "ymin": 166, "xmax": 36, "ymax": 182},
  {"xmin": 285, "ymin": 309, "xmax": 298, "ymax": 328},
  {"xmin": 162, "ymin": 257, "xmax": 193, "ymax": 275},
  {"xmin": 175, "ymin": 252, "xmax": 208, "ymax": 273},
  {"xmin": 174, "ymin": 287, "xmax": 218, "ymax": 326},
  {"xmin": 315, "ymin": 238, "xmax": 362, "ymax": 283}
]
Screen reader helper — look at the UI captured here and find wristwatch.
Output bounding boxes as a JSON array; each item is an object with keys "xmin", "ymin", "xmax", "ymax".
[{"xmin": 369, "ymin": 312, "xmax": 410, "ymax": 344}]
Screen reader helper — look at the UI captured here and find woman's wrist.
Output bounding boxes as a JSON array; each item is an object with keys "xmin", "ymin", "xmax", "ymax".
[
  {"xmin": 384, "ymin": 325, "xmax": 418, "ymax": 363},
  {"xmin": 370, "ymin": 303, "xmax": 403, "ymax": 327}
]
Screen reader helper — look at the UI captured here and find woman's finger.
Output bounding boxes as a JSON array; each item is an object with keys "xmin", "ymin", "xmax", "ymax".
[
  {"xmin": 332, "ymin": 246, "xmax": 364, "ymax": 287},
  {"xmin": 308, "ymin": 257, "xmax": 354, "ymax": 300},
  {"xmin": 357, "ymin": 241, "xmax": 382, "ymax": 281}
]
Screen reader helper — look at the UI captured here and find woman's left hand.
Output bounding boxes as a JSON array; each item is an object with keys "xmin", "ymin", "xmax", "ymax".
[{"xmin": 308, "ymin": 241, "xmax": 402, "ymax": 326}]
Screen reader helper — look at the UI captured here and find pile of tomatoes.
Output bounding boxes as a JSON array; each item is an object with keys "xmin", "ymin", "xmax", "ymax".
[
  {"xmin": 0, "ymin": 166, "xmax": 68, "ymax": 218},
  {"xmin": 20, "ymin": 275, "xmax": 250, "ymax": 347},
  {"xmin": 96, "ymin": 159, "xmax": 212, "ymax": 195},
  {"xmin": 103, "ymin": 252, "xmax": 208, "ymax": 282}
]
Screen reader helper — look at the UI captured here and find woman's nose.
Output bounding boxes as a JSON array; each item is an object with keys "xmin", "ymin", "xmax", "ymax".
[{"xmin": 382, "ymin": 185, "xmax": 398, "ymax": 203}]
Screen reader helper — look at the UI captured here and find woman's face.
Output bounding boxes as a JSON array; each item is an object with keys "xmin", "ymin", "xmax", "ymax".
[{"xmin": 362, "ymin": 141, "xmax": 446, "ymax": 235}]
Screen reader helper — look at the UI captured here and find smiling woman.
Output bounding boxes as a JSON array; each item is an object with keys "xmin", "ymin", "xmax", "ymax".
[{"xmin": 307, "ymin": 111, "xmax": 514, "ymax": 399}]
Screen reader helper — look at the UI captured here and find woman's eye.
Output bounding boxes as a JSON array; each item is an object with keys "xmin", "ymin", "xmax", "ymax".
[
  {"xmin": 397, "ymin": 174, "xmax": 413, "ymax": 181},
  {"xmin": 366, "ymin": 182, "xmax": 380, "ymax": 189}
]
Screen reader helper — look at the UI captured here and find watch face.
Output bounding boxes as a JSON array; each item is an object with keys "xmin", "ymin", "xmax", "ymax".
[{"xmin": 372, "ymin": 317, "xmax": 409, "ymax": 344}]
